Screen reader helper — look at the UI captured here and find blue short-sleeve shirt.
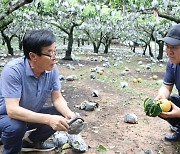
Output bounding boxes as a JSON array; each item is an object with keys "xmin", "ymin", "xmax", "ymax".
[
  {"xmin": 0, "ymin": 57, "xmax": 61, "ymax": 114},
  {"xmin": 163, "ymin": 61, "xmax": 180, "ymax": 94}
]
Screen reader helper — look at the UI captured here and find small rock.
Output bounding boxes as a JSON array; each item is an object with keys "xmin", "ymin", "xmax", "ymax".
[
  {"xmin": 90, "ymin": 74, "xmax": 96, "ymax": 79},
  {"xmin": 59, "ymin": 75, "xmax": 65, "ymax": 80},
  {"xmin": 66, "ymin": 64, "xmax": 75, "ymax": 70},
  {"xmin": 124, "ymin": 113, "xmax": 138, "ymax": 124},
  {"xmin": 120, "ymin": 71, "xmax": 126, "ymax": 76},
  {"xmin": 135, "ymin": 68, "xmax": 140, "ymax": 72},
  {"xmin": 79, "ymin": 101, "xmax": 99, "ymax": 111},
  {"xmin": 138, "ymin": 61, "xmax": 142, "ymax": 65},
  {"xmin": 66, "ymin": 75, "xmax": 77, "ymax": 81},
  {"xmin": 91, "ymin": 90, "xmax": 99, "ymax": 97},
  {"xmin": 120, "ymin": 81, "xmax": 128, "ymax": 88},
  {"xmin": 140, "ymin": 149, "xmax": 154, "ymax": 154}
]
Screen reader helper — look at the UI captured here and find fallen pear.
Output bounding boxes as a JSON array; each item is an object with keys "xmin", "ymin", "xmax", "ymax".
[
  {"xmin": 159, "ymin": 99, "xmax": 171, "ymax": 112},
  {"xmin": 133, "ymin": 78, "xmax": 138, "ymax": 83},
  {"xmin": 98, "ymin": 71, "xmax": 104, "ymax": 75},
  {"xmin": 152, "ymin": 75, "xmax": 158, "ymax": 80},
  {"xmin": 137, "ymin": 78, "xmax": 142, "ymax": 83}
]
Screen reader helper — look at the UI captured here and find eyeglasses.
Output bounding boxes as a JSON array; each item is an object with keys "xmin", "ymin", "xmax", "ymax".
[{"xmin": 41, "ymin": 51, "xmax": 56, "ymax": 59}]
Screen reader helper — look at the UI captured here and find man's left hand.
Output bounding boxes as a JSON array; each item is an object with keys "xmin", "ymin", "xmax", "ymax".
[{"xmin": 159, "ymin": 102, "xmax": 180, "ymax": 119}]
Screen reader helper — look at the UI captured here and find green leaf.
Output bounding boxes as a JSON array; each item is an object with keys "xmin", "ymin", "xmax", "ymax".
[
  {"xmin": 97, "ymin": 144, "xmax": 107, "ymax": 152},
  {"xmin": 82, "ymin": 4, "xmax": 97, "ymax": 17},
  {"xmin": 149, "ymin": 103, "xmax": 161, "ymax": 117},
  {"xmin": 40, "ymin": 0, "xmax": 52, "ymax": 6},
  {"xmin": 144, "ymin": 98, "xmax": 162, "ymax": 117}
]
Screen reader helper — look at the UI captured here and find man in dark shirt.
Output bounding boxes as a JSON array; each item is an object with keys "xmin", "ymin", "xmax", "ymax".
[{"xmin": 155, "ymin": 23, "xmax": 180, "ymax": 141}]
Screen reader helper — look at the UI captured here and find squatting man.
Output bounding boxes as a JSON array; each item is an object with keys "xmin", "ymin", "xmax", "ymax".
[
  {"xmin": 155, "ymin": 23, "xmax": 180, "ymax": 141},
  {"xmin": 0, "ymin": 29, "xmax": 78, "ymax": 153}
]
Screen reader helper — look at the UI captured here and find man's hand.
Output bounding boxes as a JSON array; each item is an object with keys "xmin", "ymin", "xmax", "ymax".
[
  {"xmin": 159, "ymin": 102, "xmax": 180, "ymax": 119},
  {"xmin": 65, "ymin": 111, "xmax": 76, "ymax": 120},
  {"xmin": 154, "ymin": 95, "xmax": 163, "ymax": 100},
  {"xmin": 48, "ymin": 115, "xmax": 69, "ymax": 131}
]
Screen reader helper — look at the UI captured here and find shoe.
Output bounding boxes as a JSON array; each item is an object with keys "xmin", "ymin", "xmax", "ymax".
[
  {"xmin": 0, "ymin": 138, "xmax": 2, "ymax": 145},
  {"xmin": 21, "ymin": 140, "xmax": 55, "ymax": 152},
  {"xmin": 170, "ymin": 125, "xmax": 178, "ymax": 132},
  {"xmin": 165, "ymin": 131, "xmax": 180, "ymax": 141}
]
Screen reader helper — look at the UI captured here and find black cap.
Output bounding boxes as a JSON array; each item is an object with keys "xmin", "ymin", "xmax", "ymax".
[{"xmin": 162, "ymin": 24, "xmax": 180, "ymax": 46}]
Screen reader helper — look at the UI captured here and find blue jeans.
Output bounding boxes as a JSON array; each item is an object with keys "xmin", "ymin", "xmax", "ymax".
[
  {"xmin": 162, "ymin": 94, "xmax": 180, "ymax": 130},
  {"xmin": 0, "ymin": 105, "xmax": 61, "ymax": 154}
]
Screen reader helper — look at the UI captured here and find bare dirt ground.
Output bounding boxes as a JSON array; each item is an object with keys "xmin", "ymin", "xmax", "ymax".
[{"xmin": 1, "ymin": 46, "xmax": 180, "ymax": 154}]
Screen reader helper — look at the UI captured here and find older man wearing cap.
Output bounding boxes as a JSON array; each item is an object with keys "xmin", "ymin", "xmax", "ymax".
[{"xmin": 155, "ymin": 23, "xmax": 180, "ymax": 141}]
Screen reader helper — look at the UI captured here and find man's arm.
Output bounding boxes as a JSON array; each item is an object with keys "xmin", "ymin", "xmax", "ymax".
[
  {"xmin": 51, "ymin": 90, "xmax": 75, "ymax": 120},
  {"xmin": 5, "ymin": 98, "xmax": 69, "ymax": 131},
  {"xmin": 156, "ymin": 84, "xmax": 180, "ymax": 118},
  {"xmin": 155, "ymin": 83, "xmax": 173, "ymax": 100}
]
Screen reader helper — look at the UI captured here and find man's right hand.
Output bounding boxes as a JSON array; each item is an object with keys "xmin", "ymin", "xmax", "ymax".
[
  {"xmin": 48, "ymin": 115, "xmax": 69, "ymax": 131},
  {"xmin": 154, "ymin": 95, "xmax": 163, "ymax": 100}
]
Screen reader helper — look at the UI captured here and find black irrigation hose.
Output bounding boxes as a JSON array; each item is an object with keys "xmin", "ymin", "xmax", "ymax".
[{"xmin": 68, "ymin": 117, "xmax": 84, "ymax": 126}]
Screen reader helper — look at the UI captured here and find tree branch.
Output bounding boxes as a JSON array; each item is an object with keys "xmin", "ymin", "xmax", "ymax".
[
  {"xmin": 51, "ymin": 22, "xmax": 69, "ymax": 34},
  {"xmin": 0, "ymin": 0, "xmax": 33, "ymax": 21},
  {"xmin": 154, "ymin": 8, "xmax": 180, "ymax": 23},
  {"xmin": 158, "ymin": 13, "xmax": 180, "ymax": 23},
  {"xmin": 0, "ymin": 16, "xmax": 13, "ymax": 30}
]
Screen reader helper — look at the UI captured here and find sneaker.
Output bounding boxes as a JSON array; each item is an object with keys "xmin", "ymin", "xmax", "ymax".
[
  {"xmin": 165, "ymin": 131, "xmax": 180, "ymax": 141},
  {"xmin": 170, "ymin": 125, "xmax": 178, "ymax": 132},
  {"xmin": 21, "ymin": 140, "xmax": 55, "ymax": 152}
]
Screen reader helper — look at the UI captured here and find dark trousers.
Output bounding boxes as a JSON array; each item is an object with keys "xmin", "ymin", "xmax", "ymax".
[
  {"xmin": 0, "ymin": 106, "xmax": 61, "ymax": 154},
  {"xmin": 163, "ymin": 94, "xmax": 180, "ymax": 129}
]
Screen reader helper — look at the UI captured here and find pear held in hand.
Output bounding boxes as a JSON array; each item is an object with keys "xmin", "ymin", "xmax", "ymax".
[{"xmin": 159, "ymin": 99, "xmax": 171, "ymax": 112}]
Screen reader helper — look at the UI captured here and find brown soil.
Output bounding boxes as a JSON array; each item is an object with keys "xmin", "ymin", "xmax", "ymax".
[{"xmin": 1, "ymin": 48, "xmax": 180, "ymax": 154}]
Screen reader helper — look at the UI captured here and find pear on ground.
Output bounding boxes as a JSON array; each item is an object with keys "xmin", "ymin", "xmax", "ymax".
[
  {"xmin": 137, "ymin": 78, "xmax": 142, "ymax": 83},
  {"xmin": 133, "ymin": 78, "xmax": 138, "ymax": 83},
  {"xmin": 152, "ymin": 75, "xmax": 158, "ymax": 80}
]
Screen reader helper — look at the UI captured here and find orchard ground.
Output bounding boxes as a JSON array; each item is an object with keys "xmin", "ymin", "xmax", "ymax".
[{"xmin": 0, "ymin": 45, "xmax": 180, "ymax": 154}]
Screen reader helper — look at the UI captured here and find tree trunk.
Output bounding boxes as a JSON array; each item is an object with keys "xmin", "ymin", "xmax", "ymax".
[
  {"xmin": 77, "ymin": 39, "xmax": 80, "ymax": 47},
  {"xmin": 133, "ymin": 46, "xmax": 136, "ymax": 53},
  {"xmin": 93, "ymin": 43, "xmax": 98, "ymax": 53},
  {"xmin": 63, "ymin": 31, "xmax": 73, "ymax": 60},
  {"xmin": 157, "ymin": 41, "xmax": 164, "ymax": 60},
  {"xmin": 81, "ymin": 39, "xmax": 85, "ymax": 46},
  {"xmin": 104, "ymin": 41, "xmax": 111, "ymax": 54},
  {"xmin": 143, "ymin": 44, "xmax": 148, "ymax": 55},
  {"xmin": 18, "ymin": 36, "xmax": 23, "ymax": 50},
  {"xmin": 63, "ymin": 38, "xmax": 66, "ymax": 45},
  {"xmin": 1, "ymin": 30, "xmax": 13, "ymax": 55},
  {"xmin": 103, "ymin": 38, "xmax": 111, "ymax": 54},
  {"xmin": 148, "ymin": 44, "xmax": 153, "ymax": 57},
  {"xmin": 104, "ymin": 45, "xmax": 109, "ymax": 54}
]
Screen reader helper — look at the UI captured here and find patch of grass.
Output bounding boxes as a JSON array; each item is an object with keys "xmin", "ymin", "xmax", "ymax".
[{"xmin": 67, "ymin": 85, "xmax": 76, "ymax": 92}]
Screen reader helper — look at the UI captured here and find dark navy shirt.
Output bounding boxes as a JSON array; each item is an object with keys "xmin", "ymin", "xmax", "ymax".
[
  {"xmin": 163, "ymin": 61, "xmax": 180, "ymax": 95},
  {"xmin": 0, "ymin": 57, "xmax": 61, "ymax": 114}
]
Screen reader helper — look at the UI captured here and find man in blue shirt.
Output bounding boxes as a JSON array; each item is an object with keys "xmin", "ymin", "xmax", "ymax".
[
  {"xmin": 0, "ymin": 30, "xmax": 75, "ymax": 153},
  {"xmin": 156, "ymin": 23, "xmax": 180, "ymax": 141}
]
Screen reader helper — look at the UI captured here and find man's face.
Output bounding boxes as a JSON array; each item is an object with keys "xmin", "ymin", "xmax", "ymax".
[
  {"xmin": 37, "ymin": 42, "xmax": 56, "ymax": 71},
  {"xmin": 165, "ymin": 44, "xmax": 180, "ymax": 64}
]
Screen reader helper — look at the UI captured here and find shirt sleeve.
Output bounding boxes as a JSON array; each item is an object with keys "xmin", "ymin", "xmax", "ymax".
[
  {"xmin": 1, "ymin": 66, "xmax": 22, "ymax": 98},
  {"xmin": 163, "ymin": 61, "xmax": 175, "ymax": 85},
  {"xmin": 51, "ymin": 65, "xmax": 61, "ymax": 91}
]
